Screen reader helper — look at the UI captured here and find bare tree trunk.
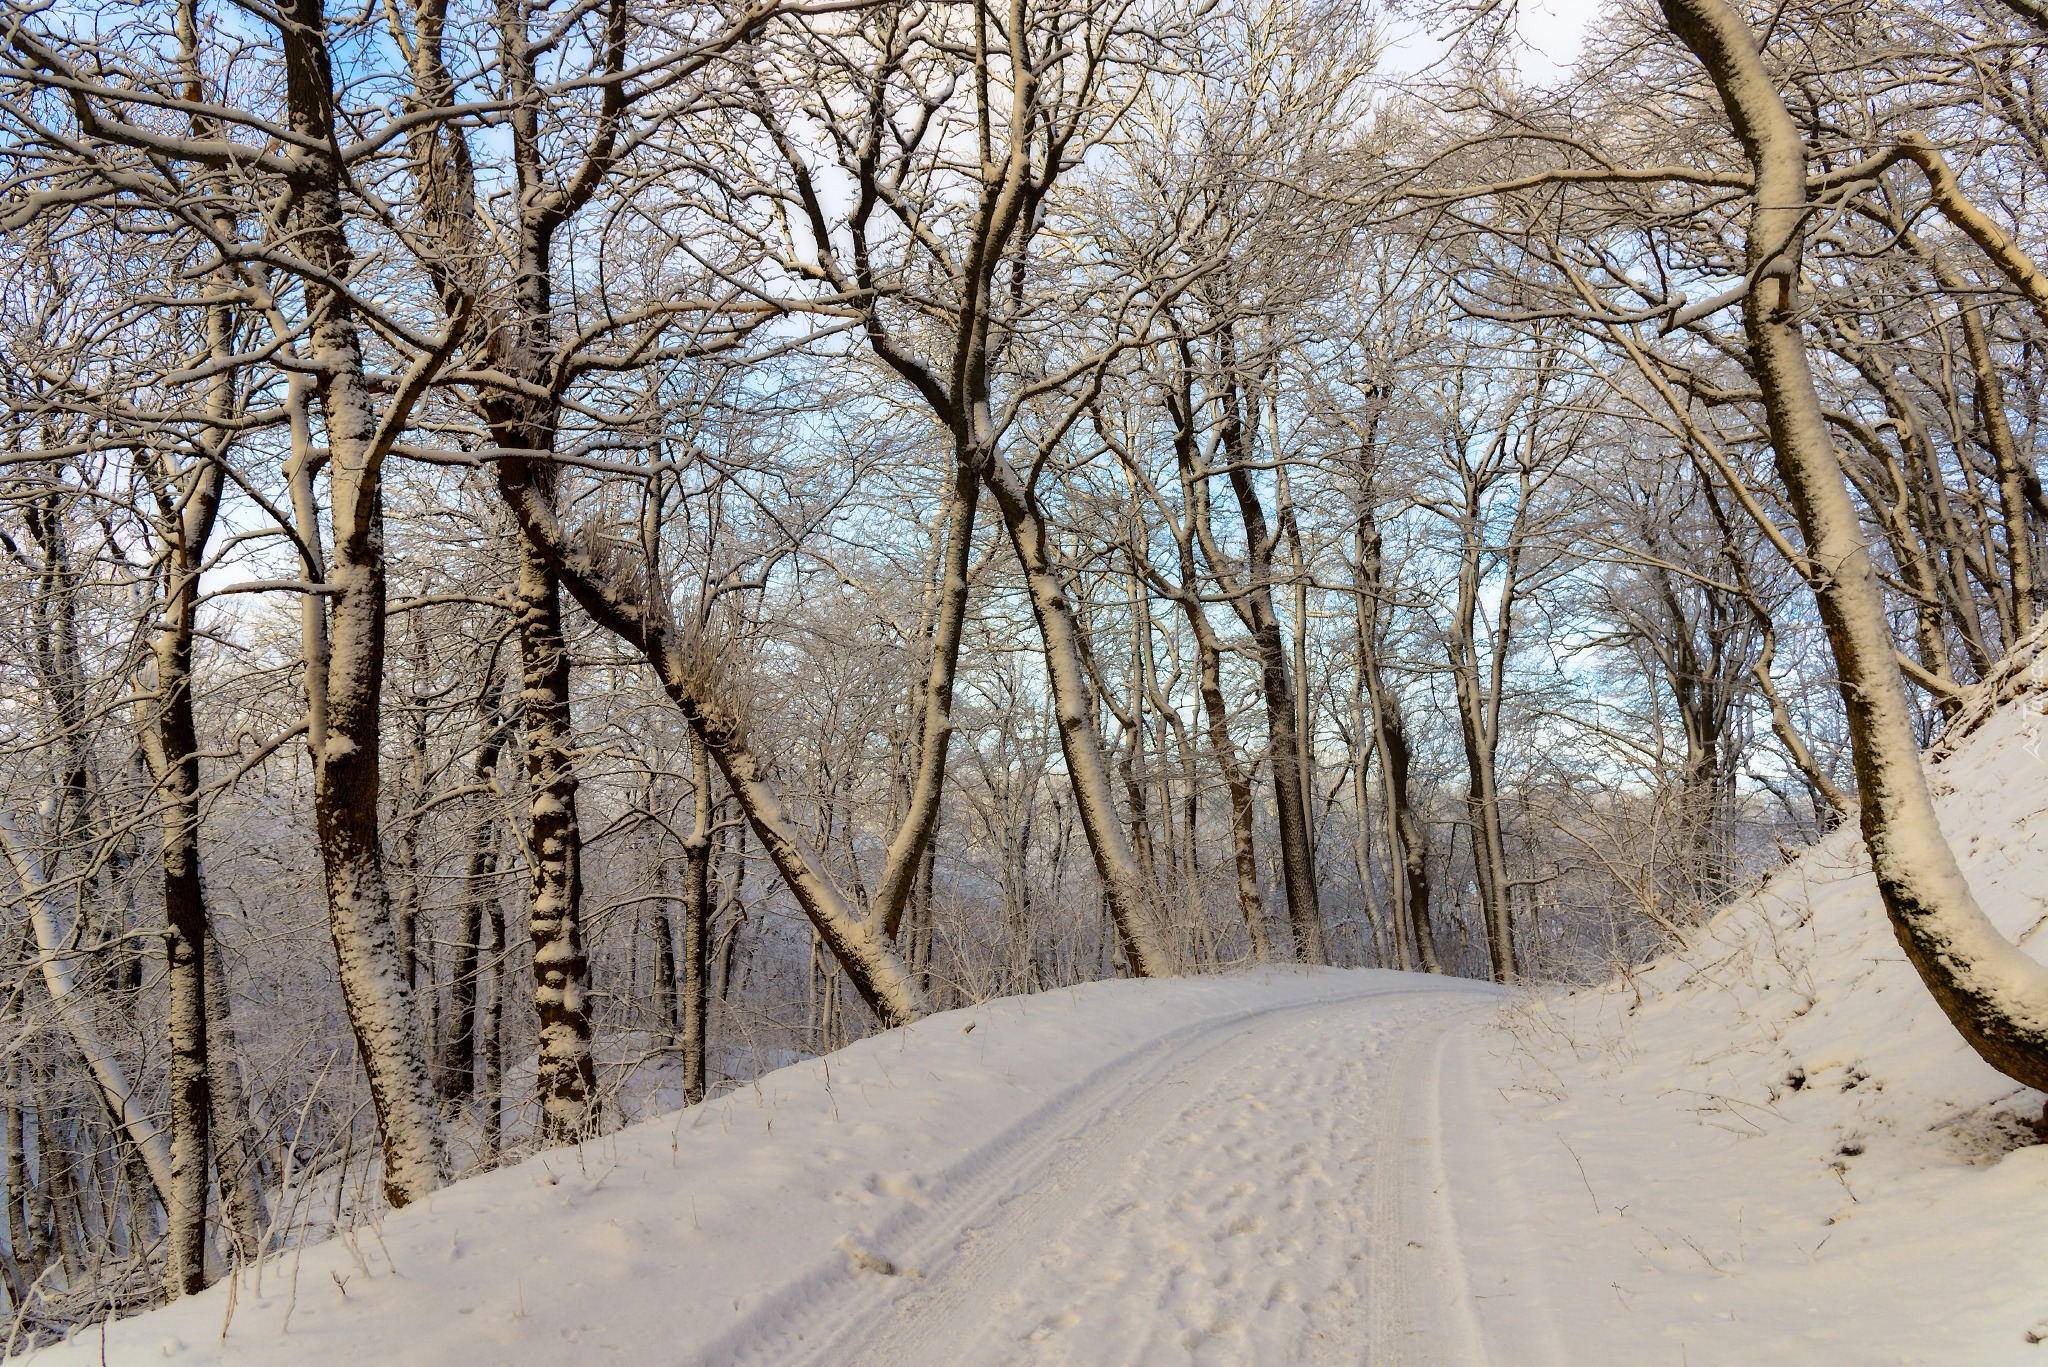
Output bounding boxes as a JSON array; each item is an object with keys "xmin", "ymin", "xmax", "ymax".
[
  {"xmin": 681, "ymin": 732, "xmax": 713, "ymax": 1105},
  {"xmin": 136, "ymin": 16, "xmax": 237, "ymax": 1275},
  {"xmin": 980, "ymin": 454, "xmax": 1177, "ymax": 977},
  {"xmin": 1662, "ymin": 0, "xmax": 2048, "ymax": 1090},
  {"xmin": 1346, "ymin": 412, "xmax": 1440, "ymax": 976},
  {"xmin": 203, "ymin": 934, "xmax": 267, "ymax": 1262},
  {"xmin": 147, "ymin": 668, "xmax": 210, "ymax": 1294},
  {"xmin": 394, "ymin": 657, "xmax": 431, "ymax": 1000},
  {"xmin": 496, "ymin": 446, "xmax": 934, "ymax": 1027},
  {"xmin": 135, "ymin": 476, "xmax": 218, "ymax": 1291},
  {"xmin": 1958, "ymin": 302, "xmax": 2037, "ymax": 636},
  {"xmin": 909, "ymin": 823, "xmax": 936, "ymax": 991},
  {"xmin": 1212, "ymin": 342, "xmax": 1325, "ymax": 964},
  {"xmin": 40, "ymin": 1102, "xmax": 84, "ymax": 1287},
  {"xmin": 280, "ymin": 0, "xmax": 443, "ymax": 1207},
  {"xmin": 513, "ymin": 531, "xmax": 595, "ymax": 1143},
  {"xmin": 481, "ymin": 840, "xmax": 506, "ymax": 1164},
  {"xmin": 1442, "ymin": 441, "xmax": 1527, "ymax": 984},
  {"xmin": 876, "ymin": 464, "xmax": 980, "ymax": 942},
  {"xmin": 6, "ymin": 1054, "xmax": 42, "ymax": 1297},
  {"xmin": 1110, "ymin": 386, "xmax": 1273, "ymax": 959},
  {"xmin": 650, "ymin": 863, "xmax": 678, "ymax": 1045},
  {"xmin": 439, "ymin": 689, "xmax": 509, "ymax": 1107},
  {"xmin": 1359, "ymin": 586, "xmax": 1435, "ymax": 974}
]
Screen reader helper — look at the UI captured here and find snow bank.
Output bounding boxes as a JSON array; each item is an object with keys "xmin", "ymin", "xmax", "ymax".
[
  {"xmin": 33, "ymin": 968, "xmax": 1445, "ymax": 1366},
  {"xmin": 1465, "ymin": 697, "xmax": 2048, "ymax": 1365}
]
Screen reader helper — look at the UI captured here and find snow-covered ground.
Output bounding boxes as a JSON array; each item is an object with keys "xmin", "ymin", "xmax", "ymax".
[
  {"xmin": 1457, "ymin": 695, "xmax": 2048, "ymax": 1366},
  {"xmin": 30, "ymin": 698, "xmax": 2048, "ymax": 1366}
]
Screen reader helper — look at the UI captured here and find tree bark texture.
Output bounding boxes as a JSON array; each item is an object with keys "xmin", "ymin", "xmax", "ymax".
[
  {"xmin": 513, "ymin": 531, "xmax": 595, "ymax": 1143},
  {"xmin": 285, "ymin": 0, "xmax": 442, "ymax": 1206}
]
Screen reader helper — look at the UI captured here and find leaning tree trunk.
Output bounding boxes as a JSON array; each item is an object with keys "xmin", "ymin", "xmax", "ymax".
[
  {"xmin": 1661, "ymin": 0, "xmax": 2048, "ymax": 1089},
  {"xmin": 0, "ymin": 821, "xmax": 175, "ymax": 1214},
  {"xmin": 979, "ymin": 453, "xmax": 1177, "ymax": 978}
]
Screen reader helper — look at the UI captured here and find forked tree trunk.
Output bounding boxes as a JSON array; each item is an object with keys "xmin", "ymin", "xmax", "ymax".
[
  {"xmin": 1145, "ymin": 383, "xmax": 1272, "ymax": 959},
  {"xmin": 281, "ymin": 0, "xmax": 443, "ymax": 1204},
  {"xmin": 1213, "ymin": 348, "xmax": 1326, "ymax": 965},
  {"xmin": 1956, "ymin": 302, "xmax": 2036, "ymax": 637},
  {"xmin": 1661, "ymin": 0, "xmax": 2048, "ymax": 1090},
  {"xmin": 143, "ymin": 18, "xmax": 237, "ymax": 1276},
  {"xmin": 1442, "ymin": 448, "xmax": 1525, "ymax": 984}
]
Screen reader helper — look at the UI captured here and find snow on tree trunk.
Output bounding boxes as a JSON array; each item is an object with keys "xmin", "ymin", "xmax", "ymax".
[
  {"xmin": 1661, "ymin": 0, "xmax": 2048, "ymax": 1091},
  {"xmin": 144, "ymin": 534, "xmax": 216, "ymax": 1295},
  {"xmin": 284, "ymin": 0, "xmax": 442, "ymax": 1205},
  {"xmin": 980, "ymin": 452, "xmax": 1178, "ymax": 979},
  {"xmin": 0, "ymin": 819, "xmax": 176, "ymax": 1213},
  {"xmin": 515, "ymin": 531, "xmax": 596, "ymax": 1144},
  {"xmin": 493, "ymin": 462, "xmax": 930, "ymax": 1028},
  {"xmin": 682, "ymin": 732, "xmax": 713, "ymax": 1106}
]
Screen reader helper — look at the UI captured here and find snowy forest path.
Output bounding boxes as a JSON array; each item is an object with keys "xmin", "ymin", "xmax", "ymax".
[{"xmin": 731, "ymin": 983, "xmax": 1498, "ymax": 1367}]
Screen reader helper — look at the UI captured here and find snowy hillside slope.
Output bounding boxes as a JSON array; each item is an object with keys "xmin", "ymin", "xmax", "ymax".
[{"xmin": 1456, "ymin": 693, "xmax": 2048, "ymax": 1365}]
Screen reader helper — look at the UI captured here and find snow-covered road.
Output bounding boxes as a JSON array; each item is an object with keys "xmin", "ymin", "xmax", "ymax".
[
  {"xmin": 34, "ymin": 953, "xmax": 2034, "ymax": 1366},
  {"xmin": 733, "ymin": 986, "xmax": 1496, "ymax": 1367},
  {"xmin": 29, "ymin": 972, "xmax": 1589, "ymax": 1367}
]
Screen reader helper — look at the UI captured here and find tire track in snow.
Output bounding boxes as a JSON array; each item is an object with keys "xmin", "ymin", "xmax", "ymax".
[
  {"xmin": 702, "ymin": 983, "xmax": 1433, "ymax": 1367},
  {"xmin": 1363, "ymin": 1015, "xmax": 1492, "ymax": 1366},
  {"xmin": 717, "ymin": 984, "xmax": 1494, "ymax": 1367}
]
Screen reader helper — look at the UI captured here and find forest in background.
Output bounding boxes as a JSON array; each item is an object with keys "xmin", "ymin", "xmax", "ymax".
[{"xmin": 0, "ymin": 0, "xmax": 2044, "ymax": 1340}]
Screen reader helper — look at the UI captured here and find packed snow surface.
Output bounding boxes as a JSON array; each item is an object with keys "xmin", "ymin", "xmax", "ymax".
[
  {"xmin": 32, "ymin": 699, "xmax": 2048, "ymax": 1366},
  {"xmin": 45, "ymin": 972, "xmax": 1507, "ymax": 1367}
]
